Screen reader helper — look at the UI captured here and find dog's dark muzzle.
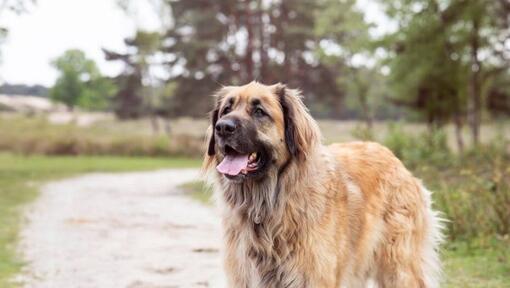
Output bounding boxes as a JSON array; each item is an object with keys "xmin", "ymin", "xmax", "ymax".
[{"xmin": 215, "ymin": 117, "xmax": 257, "ymax": 153}]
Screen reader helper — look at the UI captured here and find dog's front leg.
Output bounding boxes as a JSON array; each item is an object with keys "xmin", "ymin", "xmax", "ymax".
[{"xmin": 224, "ymin": 245, "xmax": 252, "ymax": 288}]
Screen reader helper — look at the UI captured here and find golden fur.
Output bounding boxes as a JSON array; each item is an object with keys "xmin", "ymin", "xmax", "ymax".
[{"xmin": 204, "ymin": 82, "xmax": 443, "ymax": 288}]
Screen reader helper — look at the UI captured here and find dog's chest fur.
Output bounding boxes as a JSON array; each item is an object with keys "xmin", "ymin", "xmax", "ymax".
[{"xmin": 220, "ymin": 174, "xmax": 312, "ymax": 288}]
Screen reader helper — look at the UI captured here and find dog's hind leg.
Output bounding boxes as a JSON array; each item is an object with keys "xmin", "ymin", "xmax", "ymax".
[{"xmin": 375, "ymin": 185, "xmax": 443, "ymax": 288}]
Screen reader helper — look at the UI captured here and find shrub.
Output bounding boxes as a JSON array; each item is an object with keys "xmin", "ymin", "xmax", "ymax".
[
  {"xmin": 380, "ymin": 125, "xmax": 510, "ymax": 241},
  {"xmin": 383, "ymin": 123, "xmax": 451, "ymax": 168},
  {"xmin": 350, "ymin": 124, "xmax": 375, "ymax": 141}
]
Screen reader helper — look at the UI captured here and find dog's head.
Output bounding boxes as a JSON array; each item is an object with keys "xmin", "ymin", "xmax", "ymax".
[{"xmin": 205, "ymin": 82, "xmax": 320, "ymax": 183}]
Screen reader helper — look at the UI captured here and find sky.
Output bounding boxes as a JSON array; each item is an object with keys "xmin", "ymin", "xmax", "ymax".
[
  {"xmin": 0, "ymin": 0, "xmax": 162, "ymax": 86},
  {"xmin": 0, "ymin": 0, "xmax": 392, "ymax": 87}
]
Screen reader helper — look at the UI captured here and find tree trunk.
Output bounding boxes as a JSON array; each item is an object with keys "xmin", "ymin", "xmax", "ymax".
[
  {"xmin": 164, "ymin": 118, "xmax": 172, "ymax": 136},
  {"xmin": 280, "ymin": 3, "xmax": 291, "ymax": 81},
  {"xmin": 356, "ymin": 83, "xmax": 372, "ymax": 130},
  {"xmin": 150, "ymin": 115, "xmax": 159, "ymax": 134},
  {"xmin": 360, "ymin": 95, "xmax": 373, "ymax": 130},
  {"xmin": 468, "ymin": 18, "xmax": 482, "ymax": 147},
  {"xmin": 454, "ymin": 111, "xmax": 465, "ymax": 153},
  {"xmin": 257, "ymin": 0, "xmax": 268, "ymax": 81},
  {"xmin": 244, "ymin": 0, "xmax": 254, "ymax": 82}
]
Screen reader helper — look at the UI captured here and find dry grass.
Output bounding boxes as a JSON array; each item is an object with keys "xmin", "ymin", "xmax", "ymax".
[
  {"xmin": 2, "ymin": 114, "xmax": 508, "ymax": 157},
  {"xmin": 318, "ymin": 120, "xmax": 510, "ymax": 150},
  {"xmin": 0, "ymin": 115, "xmax": 206, "ymax": 157}
]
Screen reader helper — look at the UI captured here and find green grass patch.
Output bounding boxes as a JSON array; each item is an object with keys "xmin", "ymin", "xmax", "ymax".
[
  {"xmin": 180, "ymin": 180, "xmax": 213, "ymax": 205},
  {"xmin": 444, "ymin": 238, "xmax": 510, "ymax": 287},
  {"xmin": 0, "ymin": 153, "xmax": 200, "ymax": 287}
]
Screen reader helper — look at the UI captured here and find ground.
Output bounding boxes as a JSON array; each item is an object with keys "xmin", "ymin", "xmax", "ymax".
[
  {"xmin": 0, "ymin": 154, "xmax": 200, "ymax": 287},
  {"xmin": 14, "ymin": 169, "xmax": 225, "ymax": 288}
]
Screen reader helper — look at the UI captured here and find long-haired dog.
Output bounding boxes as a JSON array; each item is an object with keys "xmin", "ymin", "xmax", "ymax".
[{"xmin": 203, "ymin": 82, "xmax": 443, "ymax": 288}]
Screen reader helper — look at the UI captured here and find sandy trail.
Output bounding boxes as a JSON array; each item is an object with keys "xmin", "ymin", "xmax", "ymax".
[{"xmin": 16, "ymin": 169, "xmax": 225, "ymax": 288}]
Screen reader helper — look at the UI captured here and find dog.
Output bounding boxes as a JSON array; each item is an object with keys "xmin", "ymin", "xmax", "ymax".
[{"xmin": 203, "ymin": 82, "xmax": 444, "ymax": 288}]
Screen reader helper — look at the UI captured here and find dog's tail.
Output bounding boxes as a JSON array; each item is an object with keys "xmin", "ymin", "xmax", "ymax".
[{"xmin": 420, "ymin": 185, "xmax": 446, "ymax": 288}]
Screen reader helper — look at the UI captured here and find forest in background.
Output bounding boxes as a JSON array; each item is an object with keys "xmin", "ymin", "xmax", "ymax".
[{"xmin": 2, "ymin": 0, "xmax": 510, "ymax": 151}]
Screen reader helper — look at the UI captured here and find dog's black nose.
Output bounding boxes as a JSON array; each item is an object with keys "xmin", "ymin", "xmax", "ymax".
[{"xmin": 215, "ymin": 118, "xmax": 237, "ymax": 137}]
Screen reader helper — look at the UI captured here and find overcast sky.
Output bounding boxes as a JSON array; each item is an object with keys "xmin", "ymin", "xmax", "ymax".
[{"xmin": 0, "ymin": 0, "xmax": 391, "ymax": 87}]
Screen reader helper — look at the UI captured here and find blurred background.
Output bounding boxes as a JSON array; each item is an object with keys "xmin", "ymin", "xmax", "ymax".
[{"xmin": 0, "ymin": 0, "xmax": 509, "ymax": 287}]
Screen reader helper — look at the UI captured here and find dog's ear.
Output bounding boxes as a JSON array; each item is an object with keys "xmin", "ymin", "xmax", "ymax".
[
  {"xmin": 207, "ymin": 108, "xmax": 219, "ymax": 156},
  {"xmin": 274, "ymin": 83, "xmax": 320, "ymax": 161},
  {"xmin": 206, "ymin": 86, "xmax": 234, "ymax": 156}
]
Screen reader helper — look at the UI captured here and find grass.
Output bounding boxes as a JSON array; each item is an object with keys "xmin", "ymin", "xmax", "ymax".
[
  {"xmin": 0, "ymin": 115, "xmax": 206, "ymax": 157},
  {"xmin": 0, "ymin": 153, "xmax": 201, "ymax": 287},
  {"xmin": 180, "ymin": 180, "xmax": 212, "ymax": 205},
  {"xmin": 443, "ymin": 239, "xmax": 510, "ymax": 287},
  {"xmin": 2, "ymin": 115, "xmax": 508, "ymax": 157}
]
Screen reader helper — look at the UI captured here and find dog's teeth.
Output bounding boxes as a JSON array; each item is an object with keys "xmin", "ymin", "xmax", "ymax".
[{"xmin": 249, "ymin": 153, "xmax": 257, "ymax": 162}]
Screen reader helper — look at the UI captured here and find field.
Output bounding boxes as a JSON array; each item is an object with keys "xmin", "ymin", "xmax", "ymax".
[
  {"xmin": 0, "ymin": 153, "xmax": 200, "ymax": 287},
  {"xmin": 1, "ymin": 114, "xmax": 509, "ymax": 287},
  {"xmin": 1, "ymin": 114, "xmax": 509, "ymax": 157}
]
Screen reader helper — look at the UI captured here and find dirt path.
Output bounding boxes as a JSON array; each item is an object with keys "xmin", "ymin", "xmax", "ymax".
[{"xmin": 16, "ymin": 169, "xmax": 225, "ymax": 288}]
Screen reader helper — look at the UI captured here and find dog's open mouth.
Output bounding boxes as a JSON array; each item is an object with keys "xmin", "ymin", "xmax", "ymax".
[{"xmin": 217, "ymin": 145, "xmax": 267, "ymax": 179}]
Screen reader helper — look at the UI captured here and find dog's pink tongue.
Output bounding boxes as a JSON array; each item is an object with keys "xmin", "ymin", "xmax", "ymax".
[{"xmin": 217, "ymin": 154, "xmax": 249, "ymax": 176}]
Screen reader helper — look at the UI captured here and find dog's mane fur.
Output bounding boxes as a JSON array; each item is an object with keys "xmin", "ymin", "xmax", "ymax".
[{"xmin": 204, "ymin": 86, "xmax": 325, "ymax": 286}]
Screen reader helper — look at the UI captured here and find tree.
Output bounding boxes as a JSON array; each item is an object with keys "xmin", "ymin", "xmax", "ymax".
[
  {"xmin": 315, "ymin": 0, "xmax": 376, "ymax": 127},
  {"xmin": 50, "ymin": 49, "xmax": 115, "ymax": 110},
  {"xmin": 117, "ymin": 0, "xmax": 341, "ymax": 118},
  {"xmin": 103, "ymin": 31, "xmax": 162, "ymax": 120},
  {"xmin": 378, "ymin": 0, "xmax": 510, "ymax": 148},
  {"xmin": 460, "ymin": 0, "xmax": 509, "ymax": 146}
]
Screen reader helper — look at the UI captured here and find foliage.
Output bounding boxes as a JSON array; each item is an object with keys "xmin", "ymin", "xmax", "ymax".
[
  {"xmin": 383, "ymin": 126, "xmax": 510, "ymax": 241},
  {"xmin": 110, "ymin": 0, "xmax": 510, "ymax": 129},
  {"xmin": 383, "ymin": 123, "xmax": 451, "ymax": 167},
  {"xmin": 0, "ymin": 153, "xmax": 200, "ymax": 287},
  {"xmin": 50, "ymin": 49, "xmax": 116, "ymax": 110},
  {"xmin": 350, "ymin": 123, "xmax": 375, "ymax": 141},
  {"xmin": 115, "ymin": 0, "xmax": 342, "ymax": 118},
  {"xmin": 487, "ymin": 70, "xmax": 510, "ymax": 116},
  {"xmin": 378, "ymin": 0, "xmax": 510, "ymax": 145},
  {"xmin": 315, "ymin": 0, "xmax": 382, "ymax": 123},
  {"xmin": 104, "ymin": 31, "xmax": 162, "ymax": 119}
]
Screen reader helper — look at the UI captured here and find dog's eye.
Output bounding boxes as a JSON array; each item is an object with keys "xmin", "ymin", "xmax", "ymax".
[
  {"xmin": 222, "ymin": 106, "xmax": 231, "ymax": 115},
  {"xmin": 254, "ymin": 107, "xmax": 266, "ymax": 117}
]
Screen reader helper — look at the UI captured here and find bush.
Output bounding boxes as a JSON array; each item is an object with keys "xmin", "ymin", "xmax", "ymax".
[
  {"xmin": 350, "ymin": 124, "xmax": 375, "ymax": 141},
  {"xmin": 383, "ymin": 123, "xmax": 451, "ymax": 168},
  {"xmin": 431, "ymin": 143, "xmax": 510, "ymax": 240},
  {"xmin": 382, "ymin": 126, "xmax": 510, "ymax": 241}
]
